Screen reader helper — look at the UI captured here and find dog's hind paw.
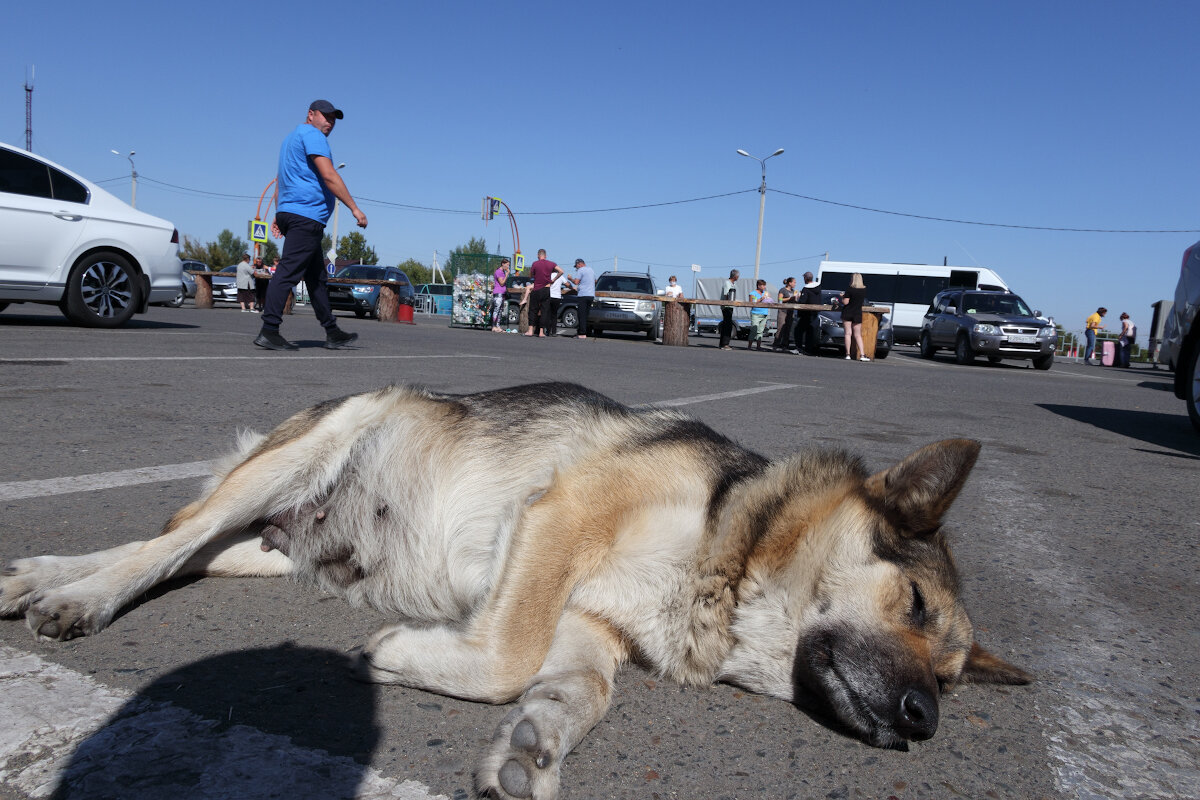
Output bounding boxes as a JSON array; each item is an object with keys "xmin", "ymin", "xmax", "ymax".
[{"xmin": 476, "ymin": 705, "xmax": 565, "ymax": 800}]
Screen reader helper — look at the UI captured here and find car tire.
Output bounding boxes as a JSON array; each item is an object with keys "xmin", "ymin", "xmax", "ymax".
[
  {"xmin": 987, "ymin": 356, "xmax": 1002, "ymax": 364},
  {"xmin": 954, "ymin": 334, "xmax": 975, "ymax": 365},
  {"xmin": 1187, "ymin": 344, "xmax": 1200, "ymax": 433},
  {"xmin": 355, "ymin": 309, "xmax": 367, "ymax": 318},
  {"xmin": 506, "ymin": 305, "xmax": 520, "ymax": 325},
  {"xmin": 63, "ymin": 251, "xmax": 140, "ymax": 328},
  {"xmin": 561, "ymin": 307, "xmax": 579, "ymax": 330},
  {"xmin": 874, "ymin": 347, "xmax": 890, "ymax": 360},
  {"xmin": 1032, "ymin": 353, "xmax": 1054, "ymax": 371},
  {"xmin": 165, "ymin": 285, "xmax": 186, "ymax": 308},
  {"xmin": 919, "ymin": 331, "xmax": 936, "ymax": 359}
]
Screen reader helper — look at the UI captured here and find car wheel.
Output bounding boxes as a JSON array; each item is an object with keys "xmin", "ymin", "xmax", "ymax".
[
  {"xmin": 355, "ymin": 309, "xmax": 367, "ymax": 318},
  {"xmin": 561, "ymin": 307, "xmax": 579, "ymax": 330},
  {"xmin": 954, "ymin": 334, "xmax": 975, "ymax": 365},
  {"xmin": 506, "ymin": 305, "xmax": 520, "ymax": 325},
  {"xmin": 63, "ymin": 251, "xmax": 140, "ymax": 328},
  {"xmin": 166, "ymin": 285, "xmax": 186, "ymax": 308},
  {"xmin": 1032, "ymin": 353, "xmax": 1054, "ymax": 371},
  {"xmin": 874, "ymin": 347, "xmax": 889, "ymax": 360},
  {"xmin": 987, "ymin": 356, "xmax": 1002, "ymax": 364},
  {"xmin": 1187, "ymin": 344, "xmax": 1200, "ymax": 433},
  {"xmin": 919, "ymin": 331, "xmax": 936, "ymax": 359}
]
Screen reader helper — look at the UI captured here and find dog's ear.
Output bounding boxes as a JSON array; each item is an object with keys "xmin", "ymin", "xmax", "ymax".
[
  {"xmin": 959, "ymin": 641, "xmax": 1033, "ymax": 685},
  {"xmin": 864, "ymin": 439, "xmax": 980, "ymax": 535}
]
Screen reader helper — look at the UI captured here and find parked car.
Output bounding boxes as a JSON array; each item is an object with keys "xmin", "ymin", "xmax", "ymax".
[
  {"xmin": 159, "ymin": 259, "xmax": 206, "ymax": 307},
  {"xmin": 328, "ymin": 264, "xmax": 414, "ymax": 318},
  {"xmin": 919, "ymin": 289, "xmax": 1055, "ymax": 370},
  {"xmin": 0, "ymin": 141, "xmax": 181, "ymax": 327},
  {"xmin": 802, "ymin": 289, "xmax": 892, "ymax": 358},
  {"xmin": 501, "ymin": 274, "xmax": 534, "ymax": 325},
  {"xmin": 210, "ymin": 265, "xmax": 240, "ymax": 303},
  {"xmin": 558, "ymin": 271, "xmax": 661, "ymax": 338},
  {"xmin": 1165, "ymin": 239, "xmax": 1200, "ymax": 432}
]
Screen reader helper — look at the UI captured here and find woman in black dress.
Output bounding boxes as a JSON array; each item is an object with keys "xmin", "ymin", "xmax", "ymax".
[{"xmin": 839, "ymin": 272, "xmax": 869, "ymax": 361}]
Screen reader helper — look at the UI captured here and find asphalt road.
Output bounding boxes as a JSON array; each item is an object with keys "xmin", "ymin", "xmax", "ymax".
[{"xmin": 1, "ymin": 301, "xmax": 1196, "ymax": 800}]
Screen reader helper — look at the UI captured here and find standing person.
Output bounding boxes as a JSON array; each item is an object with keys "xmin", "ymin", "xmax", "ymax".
[
  {"xmin": 1084, "ymin": 307, "xmax": 1107, "ymax": 365},
  {"xmin": 839, "ymin": 272, "xmax": 869, "ymax": 362},
  {"xmin": 252, "ymin": 256, "xmax": 268, "ymax": 311},
  {"xmin": 1117, "ymin": 312, "xmax": 1136, "ymax": 368},
  {"xmin": 718, "ymin": 269, "xmax": 740, "ymax": 350},
  {"xmin": 747, "ymin": 279, "xmax": 772, "ymax": 351},
  {"xmin": 548, "ymin": 266, "xmax": 570, "ymax": 336},
  {"xmin": 772, "ymin": 276, "xmax": 797, "ymax": 352},
  {"xmin": 794, "ymin": 271, "xmax": 820, "ymax": 355},
  {"xmin": 569, "ymin": 258, "xmax": 595, "ymax": 339},
  {"xmin": 256, "ymin": 99, "xmax": 365, "ymax": 351},
  {"xmin": 525, "ymin": 249, "xmax": 562, "ymax": 338},
  {"xmin": 491, "ymin": 257, "xmax": 510, "ymax": 332},
  {"xmin": 664, "ymin": 276, "xmax": 684, "ymax": 298},
  {"xmin": 235, "ymin": 253, "xmax": 255, "ymax": 312}
]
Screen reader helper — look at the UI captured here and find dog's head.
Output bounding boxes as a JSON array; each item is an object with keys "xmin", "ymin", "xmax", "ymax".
[{"xmin": 720, "ymin": 439, "xmax": 1030, "ymax": 750}]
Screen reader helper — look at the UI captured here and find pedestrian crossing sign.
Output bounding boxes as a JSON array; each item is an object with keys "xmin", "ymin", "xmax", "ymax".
[{"xmin": 250, "ymin": 219, "xmax": 268, "ymax": 243}]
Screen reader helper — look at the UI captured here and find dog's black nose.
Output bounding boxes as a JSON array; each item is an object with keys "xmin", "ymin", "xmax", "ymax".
[{"xmin": 896, "ymin": 688, "xmax": 939, "ymax": 740}]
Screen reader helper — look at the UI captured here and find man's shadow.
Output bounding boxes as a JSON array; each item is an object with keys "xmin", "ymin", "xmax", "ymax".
[{"xmin": 50, "ymin": 643, "xmax": 379, "ymax": 800}]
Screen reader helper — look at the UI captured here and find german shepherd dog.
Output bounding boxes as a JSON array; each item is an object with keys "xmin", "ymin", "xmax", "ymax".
[{"xmin": 0, "ymin": 383, "xmax": 1029, "ymax": 800}]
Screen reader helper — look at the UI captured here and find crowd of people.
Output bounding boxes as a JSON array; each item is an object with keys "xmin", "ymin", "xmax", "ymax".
[
  {"xmin": 1083, "ymin": 307, "xmax": 1137, "ymax": 367},
  {"xmin": 489, "ymin": 251, "xmax": 596, "ymax": 339}
]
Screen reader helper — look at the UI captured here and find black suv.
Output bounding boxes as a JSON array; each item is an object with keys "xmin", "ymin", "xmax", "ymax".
[
  {"xmin": 559, "ymin": 272, "xmax": 660, "ymax": 338},
  {"xmin": 919, "ymin": 289, "xmax": 1055, "ymax": 370}
]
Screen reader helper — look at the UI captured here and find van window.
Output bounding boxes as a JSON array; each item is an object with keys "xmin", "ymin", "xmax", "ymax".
[
  {"xmin": 895, "ymin": 275, "xmax": 949, "ymax": 306},
  {"xmin": 819, "ymin": 271, "xmax": 851, "ymax": 292}
]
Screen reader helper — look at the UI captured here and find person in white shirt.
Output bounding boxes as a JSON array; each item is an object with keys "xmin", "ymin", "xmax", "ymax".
[
  {"xmin": 548, "ymin": 268, "xmax": 571, "ymax": 336},
  {"xmin": 664, "ymin": 275, "xmax": 684, "ymax": 298}
]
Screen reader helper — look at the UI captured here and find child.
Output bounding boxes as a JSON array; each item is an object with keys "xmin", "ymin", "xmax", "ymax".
[{"xmin": 747, "ymin": 279, "xmax": 773, "ymax": 351}]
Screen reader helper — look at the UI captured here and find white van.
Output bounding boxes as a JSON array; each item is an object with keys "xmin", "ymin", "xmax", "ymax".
[{"xmin": 817, "ymin": 260, "xmax": 1009, "ymax": 344}]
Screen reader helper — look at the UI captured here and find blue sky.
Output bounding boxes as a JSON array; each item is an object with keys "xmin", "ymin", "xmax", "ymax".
[{"xmin": 7, "ymin": 1, "xmax": 1198, "ymax": 334}]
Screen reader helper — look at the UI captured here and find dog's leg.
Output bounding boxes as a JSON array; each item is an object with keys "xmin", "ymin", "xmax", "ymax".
[
  {"xmin": 475, "ymin": 610, "xmax": 626, "ymax": 800},
  {"xmin": 175, "ymin": 533, "xmax": 294, "ymax": 578},
  {"xmin": 0, "ymin": 541, "xmax": 146, "ymax": 618},
  {"xmin": 357, "ymin": 489, "xmax": 608, "ymax": 702}
]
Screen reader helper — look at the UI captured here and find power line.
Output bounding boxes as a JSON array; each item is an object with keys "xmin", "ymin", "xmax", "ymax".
[{"xmin": 769, "ymin": 187, "xmax": 1200, "ymax": 234}]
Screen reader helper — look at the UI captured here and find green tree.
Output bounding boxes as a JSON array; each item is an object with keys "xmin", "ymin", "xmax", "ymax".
[
  {"xmin": 446, "ymin": 236, "xmax": 493, "ymax": 277},
  {"xmin": 179, "ymin": 230, "xmax": 249, "ymax": 268},
  {"xmin": 397, "ymin": 258, "xmax": 432, "ymax": 285},
  {"xmin": 337, "ymin": 231, "xmax": 378, "ymax": 265},
  {"xmin": 259, "ymin": 239, "xmax": 280, "ymax": 264}
]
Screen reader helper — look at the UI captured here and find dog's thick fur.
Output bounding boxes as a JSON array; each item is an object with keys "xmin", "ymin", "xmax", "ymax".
[{"xmin": 0, "ymin": 382, "xmax": 1030, "ymax": 800}]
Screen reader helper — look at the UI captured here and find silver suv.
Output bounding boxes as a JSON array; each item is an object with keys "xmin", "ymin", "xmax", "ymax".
[
  {"xmin": 919, "ymin": 289, "xmax": 1055, "ymax": 370},
  {"xmin": 1165, "ymin": 239, "xmax": 1200, "ymax": 432},
  {"xmin": 560, "ymin": 271, "xmax": 660, "ymax": 339}
]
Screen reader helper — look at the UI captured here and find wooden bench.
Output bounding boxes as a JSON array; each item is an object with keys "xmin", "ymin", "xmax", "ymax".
[{"xmin": 187, "ymin": 272, "xmax": 413, "ymax": 323}]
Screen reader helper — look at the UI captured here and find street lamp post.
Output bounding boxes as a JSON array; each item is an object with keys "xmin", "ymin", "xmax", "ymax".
[
  {"xmin": 736, "ymin": 148, "xmax": 784, "ymax": 283},
  {"xmin": 111, "ymin": 149, "xmax": 137, "ymax": 208},
  {"xmin": 326, "ymin": 162, "xmax": 347, "ymax": 265}
]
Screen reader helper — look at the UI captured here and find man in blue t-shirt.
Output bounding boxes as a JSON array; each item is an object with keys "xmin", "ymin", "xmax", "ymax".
[{"xmin": 255, "ymin": 99, "xmax": 368, "ymax": 351}]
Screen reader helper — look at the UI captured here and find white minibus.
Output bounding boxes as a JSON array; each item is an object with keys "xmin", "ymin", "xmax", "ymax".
[{"xmin": 816, "ymin": 260, "xmax": 1009, "ymax": 344}]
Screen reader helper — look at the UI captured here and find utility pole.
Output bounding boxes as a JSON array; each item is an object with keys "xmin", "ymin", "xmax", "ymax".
[
  {"xmin": 24, "ymin": 66, "xmax": 34, "ymax": 152},
  {"xmin": 736, "ymin": 148, "xmax": 785, "ymax": 283}
]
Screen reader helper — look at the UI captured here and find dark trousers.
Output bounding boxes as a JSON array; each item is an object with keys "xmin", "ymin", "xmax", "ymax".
[
  {"xmin": 548, "ymin": 297, "xmax": 561, "ymax": 335},
  {"xmin": 794, "ymin": 311, "xmax": 815, "ymax": 352},
  {"xmin": 718, "ymin": 307, "xmax": 734, "ymax": 348},
  {"xmin": 773, "ymin": 310, "xmax": 794, "ymax": 350},
  {"xmin": 529, "ymin": 287, "xmax": 551, "ymax": 335},
  {"xmin": 576, "ymin": 296, "xmax": 593, "ymax": 336},
  {"xmin": 262, "ymin": 212, "xmax": 336, "ymax": 332},
  {"xmin": 254, "ymin": 279, "xmax": 268, "ymax": 310}
]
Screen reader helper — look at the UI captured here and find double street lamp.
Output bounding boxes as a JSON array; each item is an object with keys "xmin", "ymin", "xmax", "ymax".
[
  {"xmin": 111, "ymin": 149, "xmax": 137, "ymax": 208},
  {"xmin": 736, "ymin": 147, "xmax": 784, "ymax": 283}
]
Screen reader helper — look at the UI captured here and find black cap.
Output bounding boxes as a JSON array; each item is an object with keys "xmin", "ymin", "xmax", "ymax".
[
  {"xmin": 309, "ymin": 99, "xmax": 344, "ymax": 119},
  {"xmin": 574, "ymin": 258, "xmax": 585, "ymax": 265}
]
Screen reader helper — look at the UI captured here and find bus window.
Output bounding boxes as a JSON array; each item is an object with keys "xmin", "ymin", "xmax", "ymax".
[
  {"xmin": 819, "ymin": 271, "xmax": 852, "ymax": 291},
  {"xmin": 948, "ymin": 270, "xmax": 979, "ymax": 289},
  {"xmin": 862, "ymin": 274, "xmax": 896, "ymax": 303},
  {"xmin": 896, "ymin": 275, "xmax": 949, "ymax": 306}
]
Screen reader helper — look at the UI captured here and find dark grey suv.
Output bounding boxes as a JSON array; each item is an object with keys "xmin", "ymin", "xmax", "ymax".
[{"xmin": 919, "ymin": 289, "xmax": 1055, "ymax": 370}]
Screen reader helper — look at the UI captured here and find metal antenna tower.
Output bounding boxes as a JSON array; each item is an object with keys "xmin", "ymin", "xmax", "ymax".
[{"xmin": 24, "ymin": 66, "xmax": 34, "ymax": 151}]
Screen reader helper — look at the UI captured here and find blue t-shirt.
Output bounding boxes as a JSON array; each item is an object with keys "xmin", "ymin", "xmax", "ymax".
[
  {"xmin": 749, "ymin": 289, "xmax": 770, "ymax": 316},
  {"xmin": 575, "ymin": 265, "xmax": 595, "ymax": 297},
  {"xmin": 276, "ymin": 123, "xmax": 335, "ymax": 224}
]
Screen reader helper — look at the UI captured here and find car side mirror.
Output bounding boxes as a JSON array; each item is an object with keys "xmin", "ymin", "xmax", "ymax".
[
  {"xmin": 946, "ymin": 306, "xmax": 957, "ymax": 316},
  {"xmin": 1034, "ymin": 310, "xmax": 1042, "ymax": 317}
]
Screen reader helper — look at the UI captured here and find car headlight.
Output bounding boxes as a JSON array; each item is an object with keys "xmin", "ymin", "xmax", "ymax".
[
  {"xmin": 352, "ymin": 286, "xmax": 375, "ymax": 295},
  {"xmin": 1037, "ymin": 326, "xmax": 1054, "ymax": 338},
  {"xmin": 819, "ymin": 315, "xmax": 838, "ymax": 328},
  {"xmin": 973, "ymin": 323, "xmax": 999, "ymax": 335},
  {"xmin": 637, "ymin": 300, "xmax": 655, "ymax": 312}
]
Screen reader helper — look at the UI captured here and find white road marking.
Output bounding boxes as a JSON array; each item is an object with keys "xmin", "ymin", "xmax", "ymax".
[
  {"xmin": 0, "ymin": 646, "xmax": 445, "ymax": 800},
  {"xmin": 0, "ymin": 355, "xmax": 501, "ymax": 362},
  {"xmin": 0, "ymin": 384, "xmax": 809, "ymax": 501}
]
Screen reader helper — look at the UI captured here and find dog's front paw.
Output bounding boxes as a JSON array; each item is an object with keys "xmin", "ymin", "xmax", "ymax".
[
  {"xmin": 24, "ymin": 588, "xmax": 111, "ymax": 641},
  {"xmin": 476, "ymin": 704, "xmax": 565, "ymax": 800},
  {"xmin": 1, "ymin": 556, "xmax": 73, "ymax": 617}
]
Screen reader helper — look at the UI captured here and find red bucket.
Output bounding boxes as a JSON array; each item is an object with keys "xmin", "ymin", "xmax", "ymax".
[{"xmin": 397, "ymin": 304, "xmax": 415, "ymax": 324}]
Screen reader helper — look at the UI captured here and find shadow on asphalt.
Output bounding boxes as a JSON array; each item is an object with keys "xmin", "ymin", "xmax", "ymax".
[
  {"xmin": 0, "ymin": 313, "xmax": 197, "ymax": 330},
  {"xmin": 1038, "ymin": 403, "xmax": 1200, "ymax": 458},
  {"xmin": 49, "ymin": 644, "xmax": 378, "ymax": 800}
]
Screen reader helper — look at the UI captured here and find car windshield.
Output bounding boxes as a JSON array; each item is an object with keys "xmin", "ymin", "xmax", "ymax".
[
  {"xmin": 596, "ymin": 276, "xmax": 653, "ymax": 293},
  {"xmin": 220, "ymin": 265, "xmax": 238, "ymax": 274},
  {"xmin": 962, "ymin": 294, "xmax": 1032, "ymax": 316},
  {"xmin": 336, "ymin": 266, "xmax": 386, "ymax": 280}
]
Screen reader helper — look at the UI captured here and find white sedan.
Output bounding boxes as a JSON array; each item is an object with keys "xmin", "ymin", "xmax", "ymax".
[{"xmin": 0, "ymin": 142, "xmax": 181, "ymax": 327}]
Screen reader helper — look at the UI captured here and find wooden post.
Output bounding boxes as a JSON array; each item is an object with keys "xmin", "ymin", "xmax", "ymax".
[
  {"xmin": 194, "ymin": 273, "xmax": 214, "ymax": 309},
  {"xmin": 855, "ymin": 313, "xmax": 879, "ymax": 359},
  {"xmin": 662, "ymin": 301, "xmax": 690, "ymax": 346},
  {"xmin": 376, "ymin": 284, "xmax": 400, "ymax": 322}
]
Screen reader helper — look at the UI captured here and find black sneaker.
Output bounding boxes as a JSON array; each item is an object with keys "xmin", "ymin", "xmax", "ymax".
[
  {"xmin": 254, "ymin": 329, "xmax": 299, "ymax": 351},
  {"xmin": 324, "ymin": 328, "xmax": 359, "ymax": 350}
]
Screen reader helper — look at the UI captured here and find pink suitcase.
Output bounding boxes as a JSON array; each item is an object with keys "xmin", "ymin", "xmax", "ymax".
[{"xmin": 1101, "ymin": 340, "xmax": 1116, "ymax": 366}]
